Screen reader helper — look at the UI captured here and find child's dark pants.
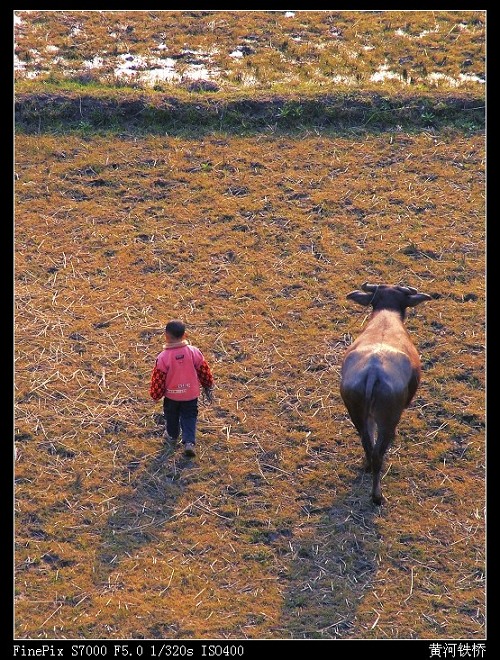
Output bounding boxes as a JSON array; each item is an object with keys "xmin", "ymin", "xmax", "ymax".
[{"xmin": 163, "ymin": 398, "xmax": 198, "ymax": 445}]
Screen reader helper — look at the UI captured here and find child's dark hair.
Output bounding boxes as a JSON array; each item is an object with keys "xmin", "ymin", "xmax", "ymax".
[{"xmin": 165, "ymin": 319, "xmax": 186, "ymax": 338}]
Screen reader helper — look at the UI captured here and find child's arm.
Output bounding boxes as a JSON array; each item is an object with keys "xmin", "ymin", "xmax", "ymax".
[
  {"xmin": 196, "ymin": 359, "xmax": 214, "ymax": 389},
  {"xmin": 150, "ymin": 365, "xmax": 166, "ymax": 401},
  {"xmin": 196, "ymin": 359, "xmax": 214, "ymax": 403}
]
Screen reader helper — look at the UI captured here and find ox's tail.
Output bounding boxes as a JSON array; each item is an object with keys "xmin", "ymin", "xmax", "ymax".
[
  {"xmin": 363, "ymin": 370, "xmax": 378, "ymax": 445},
  {"xmin": 365, "ymin": 371, "xmax": 378, "ymax": 416},
  {"xmin": 365, "ymin": 369, "xmax": 377, "ymax": 404}
]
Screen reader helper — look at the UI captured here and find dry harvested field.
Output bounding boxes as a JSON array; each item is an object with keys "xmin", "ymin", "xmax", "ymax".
[
  {"xmin": 14, "ymin": 10, "xmax": 486, "ymax": 646},
  {"xmin": 14, "ymin": 10, "xmax": 485, "ymax": 93}
]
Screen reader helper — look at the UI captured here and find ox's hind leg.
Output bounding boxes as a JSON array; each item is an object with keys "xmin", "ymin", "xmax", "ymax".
[
  {"xmin": 344, "ymin": 405, "xmax": 375, "ymax": 472},
  {"xmin": 362, "ymin": 415, "xmax": 376, "ymax": 472},
  {"xmin": 371, "ymin": 424, "xmax": 396, "ymax": 505}
]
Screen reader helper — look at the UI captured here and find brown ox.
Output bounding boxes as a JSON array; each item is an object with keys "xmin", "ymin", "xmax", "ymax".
[{"xmin": 340, "ymin": 283, "xmax": 432, "ymax": 504}]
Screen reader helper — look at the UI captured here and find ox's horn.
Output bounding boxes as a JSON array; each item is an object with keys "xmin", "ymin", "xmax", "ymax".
[
  {"xmin": 398, "ymin": 285, "xmax": 418, "ymax": 294},
  {"xmin": 361, "ymin": 282, "xmax": 378, "ymax": 292}
]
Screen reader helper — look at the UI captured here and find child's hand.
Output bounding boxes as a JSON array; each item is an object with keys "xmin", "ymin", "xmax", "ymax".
[{"xmin": 203, "ymin": 387, "xmax": 214, "ymax": 404}]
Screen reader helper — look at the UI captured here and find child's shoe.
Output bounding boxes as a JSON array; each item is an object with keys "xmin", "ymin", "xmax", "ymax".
[{"xmin": 184, "ymin": 443, "xmax": 196, "ymax": 457}]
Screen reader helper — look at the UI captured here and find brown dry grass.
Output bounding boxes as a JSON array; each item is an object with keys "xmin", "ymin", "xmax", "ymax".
[
  {"xmin": 14, "ymin": 9, "xmax": 485, "ymax": 643},
  {"xmin": 15, "ymin": 130, "xmax": 485, "ymax": 640}
]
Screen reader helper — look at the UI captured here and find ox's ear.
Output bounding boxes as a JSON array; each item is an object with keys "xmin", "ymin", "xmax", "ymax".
[
  {"xmin": 346, "ymin": 291, "xmax": 373, "ymax": 306},
  {"xmin": 406, "ymin": 292, "xmax": 432, "ymax": 307}
]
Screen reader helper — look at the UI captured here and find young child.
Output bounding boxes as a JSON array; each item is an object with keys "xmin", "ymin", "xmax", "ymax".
[{"xmin": 149, "ymin": 320, "xmax": 214, "ymax": 457}]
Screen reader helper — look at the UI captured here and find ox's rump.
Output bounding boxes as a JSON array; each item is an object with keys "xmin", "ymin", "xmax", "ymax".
[{"xmin": 340, "ymin": 347, "xmax": 417, "ymax": 419}]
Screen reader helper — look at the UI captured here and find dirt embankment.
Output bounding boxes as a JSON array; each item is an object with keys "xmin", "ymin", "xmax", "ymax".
[{"xmin": 15, "ymin": 91, "xmax": 485, "ymax": 133}]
